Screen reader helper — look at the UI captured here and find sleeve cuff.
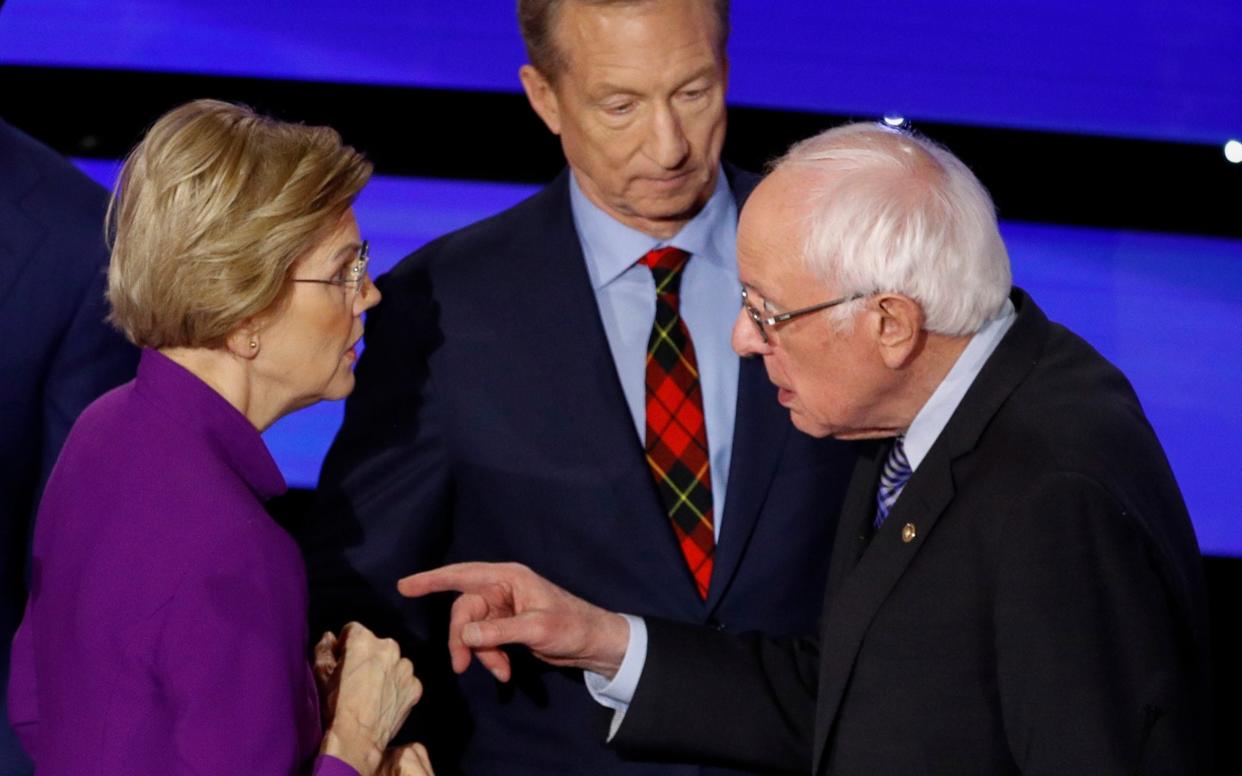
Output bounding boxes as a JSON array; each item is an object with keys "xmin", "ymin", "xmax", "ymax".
[
  {"xmin": 583, "ymin": 613, "xmax": 648, "ymax": 738},
  {"xmin": 312, "ymin": 754, "xmax": 361, "ymax": 776}
]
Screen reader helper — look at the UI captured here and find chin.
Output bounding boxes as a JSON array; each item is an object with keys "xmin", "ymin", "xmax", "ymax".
[
  {"xmin": 322, "ymin": 373, "xmax": 356, "ymax": 402},
  {"xmin": 788, "ymin": 412, "xmax": 833, "ymax": 439}
]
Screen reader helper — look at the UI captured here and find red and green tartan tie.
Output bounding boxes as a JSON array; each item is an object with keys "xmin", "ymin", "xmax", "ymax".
[{"xmin": 640, "ymin": 247, "xmax": 715, "ymax": 599}]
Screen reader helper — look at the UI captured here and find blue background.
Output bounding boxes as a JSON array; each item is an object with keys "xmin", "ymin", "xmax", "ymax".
[
  {"xmin": 4, "ymin": 0, "xmax": 1236, "ymax": 554},
  {"xmin": 2, "ymin": 0, "xmax": 1239, "ymax": 144}
]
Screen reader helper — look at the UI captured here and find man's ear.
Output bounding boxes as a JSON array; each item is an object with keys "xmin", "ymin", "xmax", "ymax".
[
  {"xmin": 519, "ymin": 64, "xmax": 562, "ymax": 136},
  {"xmin": 871, "ymin": 293, "xmax": 925, "ymax": 369}
]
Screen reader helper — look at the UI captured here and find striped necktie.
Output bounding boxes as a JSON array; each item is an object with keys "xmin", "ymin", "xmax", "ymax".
[{"xmin": 874, "ymin": 436, "xmax": 912, "ymax": 528}]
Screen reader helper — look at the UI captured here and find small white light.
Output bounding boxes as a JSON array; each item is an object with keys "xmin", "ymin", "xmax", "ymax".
[
  {"xmin": 883, "ymin": 114, "xmax": 906, "ymax": 128},
  {"xmin": 1225, "ymin": 139, "xmax": 1242, "ymax": 164}
]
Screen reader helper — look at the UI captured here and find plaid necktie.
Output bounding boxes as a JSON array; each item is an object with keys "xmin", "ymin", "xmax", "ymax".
[
  {"xmin": 874, "ymin": 436, "xmax": 912, "ymax": 528},
  {"xmin": 640, "ymin": 247, "xmax": 715, "ymax": 599}
]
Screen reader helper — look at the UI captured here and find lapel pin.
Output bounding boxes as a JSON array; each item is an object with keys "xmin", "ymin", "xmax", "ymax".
[{"xmin": 901, "ymin": 522, "xmax": 918, "ymax": 543}]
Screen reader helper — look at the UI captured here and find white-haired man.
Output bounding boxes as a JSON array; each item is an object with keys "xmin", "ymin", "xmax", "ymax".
[{"xmin": 399, "ymin": 123, "xmax": 1210, "ymax": 774}]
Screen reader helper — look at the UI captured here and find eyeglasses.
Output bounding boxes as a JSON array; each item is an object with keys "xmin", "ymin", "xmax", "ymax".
[
  {"xmin": 740, "ymin": 286, "xmax": 865, "ymax": 344},
  {"xmin": 292, "ymin": 241, "xmax": 371, "ymax": 302}
]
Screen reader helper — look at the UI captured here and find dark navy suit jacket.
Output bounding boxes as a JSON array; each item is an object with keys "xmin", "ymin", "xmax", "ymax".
[
  {"xmin": 0, "ymin": 119, "xmax": 138, "ymax": 773},
  {"xmin": 301, "ymin": 166, "xmax": 856, "ymax": 775},
  {"xmin": 613, "ymin": 290, "xmax": 1210, "ymax": 775}
]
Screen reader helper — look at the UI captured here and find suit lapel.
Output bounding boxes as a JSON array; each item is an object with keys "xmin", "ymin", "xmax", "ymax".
[
  {"xmin": 510, "ymin": 165, "xmax": 781, "ymax": 613},
  {"xmin": 823, "ymin": 441, "xmax": 885, "ymax": 597},
  {"xmin": 503, "ymin": 173, "xmax": 696, "ymax": 609},
  {"xmin": 700, "ymin": 164, "xmax": 791, "ymax": 610},
  {"xmin": 812, "ymin": 448, "xmax": 958, "ymax": 771},
  {"xmin": 811, "ymin": 290, "xmax": 1048, "ymax": 772},
  {"xmin": 706, "ymin": 356, "xmax": 790, "ymax": 609}
]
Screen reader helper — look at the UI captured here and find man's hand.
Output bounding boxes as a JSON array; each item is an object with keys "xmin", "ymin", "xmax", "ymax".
[{"xmin": 397, "ymin": 562, "xmax": 630, "ymax": 682}]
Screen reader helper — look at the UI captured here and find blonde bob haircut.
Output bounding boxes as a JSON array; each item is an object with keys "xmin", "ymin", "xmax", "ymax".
[{"xmin": 106, "ymin": 99, "xmax": 372, "ymax": 349}]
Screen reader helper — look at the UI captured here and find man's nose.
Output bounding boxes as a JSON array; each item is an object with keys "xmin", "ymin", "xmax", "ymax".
[
  {"xmin": 732, "ymin": 306, "xmax": 771, "ymax": 358},
  {"xmin": 647, "ymin": 104, "xmax": 690, "ymax": 170}
]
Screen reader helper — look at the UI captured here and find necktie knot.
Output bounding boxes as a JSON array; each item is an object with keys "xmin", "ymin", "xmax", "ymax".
[
  {"xmin": 640, "ymin": 247, "xmax": 691, "ymax": 298},
  {"xmin": 874, "ymin": 436, "xmax": 913, "ymax": 528}
]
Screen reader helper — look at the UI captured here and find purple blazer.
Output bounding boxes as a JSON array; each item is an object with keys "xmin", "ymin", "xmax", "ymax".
[{"xmin": 8, "ymin": 350, "xmax": 356, "ymax": 775}]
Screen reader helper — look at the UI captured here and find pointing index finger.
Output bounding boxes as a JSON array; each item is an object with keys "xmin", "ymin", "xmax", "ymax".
[{"xmin": 396, "ymin": 561, "xmax": 517, "ymax": 598}]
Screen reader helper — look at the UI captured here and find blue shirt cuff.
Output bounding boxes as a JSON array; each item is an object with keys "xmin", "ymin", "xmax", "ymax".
[{"xmin": 583, "ymin": 614, "xmax": 648, "ymax": 738}]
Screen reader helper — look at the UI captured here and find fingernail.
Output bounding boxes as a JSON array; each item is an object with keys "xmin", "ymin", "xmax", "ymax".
[{"xmin": 462, "ymin": 623, "xmax": 480, "ymax": 646}]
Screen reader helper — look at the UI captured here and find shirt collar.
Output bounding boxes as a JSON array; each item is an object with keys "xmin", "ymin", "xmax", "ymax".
[
  {"xmin": 902, "ymin": 297, "xmax": 1017, "ymax": 472},
  {"xmin": 570, "ymin": 166, "xmax": 737, "ymax": 290}
]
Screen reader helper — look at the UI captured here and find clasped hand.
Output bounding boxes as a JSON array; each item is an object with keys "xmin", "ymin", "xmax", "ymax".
[{"xmin": 315, "ymin": 621, "xmax": 434, "ymax": 775}]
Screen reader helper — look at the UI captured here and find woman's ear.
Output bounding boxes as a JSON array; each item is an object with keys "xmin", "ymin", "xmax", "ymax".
[{"xmin": 225, "ymin": 324, "xmax": 261, "ymax": 360}]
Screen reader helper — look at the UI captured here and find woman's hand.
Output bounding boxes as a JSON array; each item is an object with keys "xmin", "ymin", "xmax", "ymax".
[
  {"xmin": 319, "ymin": 622, "xmax": 422, "ymax": 775},
  {"xmin": 313, "ymin": 630, "xmax": 340, "ymax": 725},
  {"xmin": 378, "ymin": 743, "xmax": 435, "ymax": 776}
]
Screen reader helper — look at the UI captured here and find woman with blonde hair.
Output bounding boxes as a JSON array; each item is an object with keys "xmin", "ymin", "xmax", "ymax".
[{"xmin": 8, "ymin": 100, "xmax": 432, "ymax": 775}]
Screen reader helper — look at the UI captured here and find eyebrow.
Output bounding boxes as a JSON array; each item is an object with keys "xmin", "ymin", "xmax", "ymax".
[
  {"xmin": 743, "ymin": 282, "xmax": 783, "ymax": 310},
  {"xmin": 589, "ymin": 66, "xmax": 720, "ymax": 101},
  {"xmin": 742, "ymin": 281, "xmax": 767, "ymax": 298},
  {"xmin": 674, "ymin": 66, "xmax": 721, "ymax": 89},
  {"xmin": 328, "ymin": 241, "xmax": 363, "ymax": 265},
  {"xmin": 588, "ymin": 83, "xmax": 641, "ymax": 102}
]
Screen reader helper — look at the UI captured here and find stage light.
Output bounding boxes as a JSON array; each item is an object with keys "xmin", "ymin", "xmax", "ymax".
[
  {"xmin": 1225, "ymin": 140, "xmax": 1242, "ymax": 164},
  {"xmin": 883, "ymin": 114, "xmax": 906, "ymax": 128}
]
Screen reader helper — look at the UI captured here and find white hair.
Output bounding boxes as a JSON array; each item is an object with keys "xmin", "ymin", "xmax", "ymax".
[{"xmin": 774, "ymin": 123, "xmax": 1011, "ymax": 336}]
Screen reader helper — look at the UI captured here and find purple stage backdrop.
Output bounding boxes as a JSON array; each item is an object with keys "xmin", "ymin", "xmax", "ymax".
[
  {"xmin": 2, "ymin": 0, "xmax": 1239, "ymax": 145},
  {"xmin": 6, "ymin": 0, "xmax": 1237, "ymax": 553}
]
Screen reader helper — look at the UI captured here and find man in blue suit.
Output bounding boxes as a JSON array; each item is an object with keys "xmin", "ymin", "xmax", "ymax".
[
  {"xmin": 302, "ymin": 1, "xmax": 855, "ymax": 773},
  {"xmin": 0, "ymin": 119, "xmax": 138, "ymax": 773}
]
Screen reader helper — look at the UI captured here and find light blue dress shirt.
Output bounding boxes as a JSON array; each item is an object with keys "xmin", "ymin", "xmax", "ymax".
[
  {"xmin": 588, "ymin": 296, "xmax": 1019, "ymax": 732},
  {"xmin": 569, "ymin": 168, "xmax": 740, "ymax": 534},
  {"xmin": 902, "ymin": 298, "xmax": 1016, "ymax": 472}
]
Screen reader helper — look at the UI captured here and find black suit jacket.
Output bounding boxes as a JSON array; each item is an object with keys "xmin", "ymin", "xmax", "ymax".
[
  {"xmin": 301, "ymin": 166, "xmax": 857, "ymax": 774},
  {"xmin": 0, "ymin": 120, "xmax": 137, "ymax": 773},
  {"xmin": 615, "ymin": 289, "xmax": 1210, "ymax": 775}
]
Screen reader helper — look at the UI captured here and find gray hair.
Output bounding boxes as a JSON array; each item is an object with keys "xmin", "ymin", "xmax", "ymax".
[{"xmin": 775, "ymin": 123, "xmax": 1011, "ymax": 337}]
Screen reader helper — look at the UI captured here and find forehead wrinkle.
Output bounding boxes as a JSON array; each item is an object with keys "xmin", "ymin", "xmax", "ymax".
[{"xmin": 555, "ymin": 2, "xmax": 722, "ymax": 88}]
